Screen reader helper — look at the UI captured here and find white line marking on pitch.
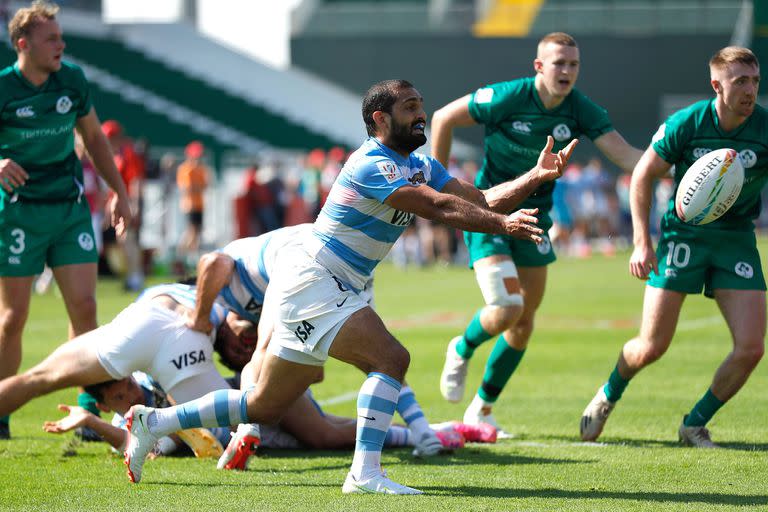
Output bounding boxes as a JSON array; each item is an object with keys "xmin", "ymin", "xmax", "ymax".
[{"xmin": 317, "ymin": 391, "xmax": 359, "ymax": 406}]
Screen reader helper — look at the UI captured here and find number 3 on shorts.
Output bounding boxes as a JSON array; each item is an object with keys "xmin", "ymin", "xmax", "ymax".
[
  {"xmin": 9, "ymin": 228, "xmax": 25, "ymax": 255},
  {"xmin": 666, "ymin": 241, "xmax": 690, "ymax": 268}
]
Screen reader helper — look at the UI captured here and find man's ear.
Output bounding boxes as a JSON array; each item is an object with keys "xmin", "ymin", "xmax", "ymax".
[
  {"xmin": 372, "ymin": 110, "xmax": 389, "ymax": 132},
  {"xmin": 533, "ymin": 58, "xmax": 544, "ymax": 74}
]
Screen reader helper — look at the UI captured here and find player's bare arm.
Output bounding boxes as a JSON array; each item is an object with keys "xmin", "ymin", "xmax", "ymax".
[
  {"xmin": 442, "ymin": 136, "xmax": 578, "ymax": 213},
  {"xmin": 430, "ymin": 94, "xmax": 476, "ymax": 166},
  {"xmin": 76, "ymin": 107, "xmax": 133, "ymax": 235},
  {"xmin": 0, "ymin": 159, "xmax": 29, "ymax": 192},
  {"xmin": 385, "ymin": 185, "xmax": 542, "ymax": 242},
  {"xmin": 43, "ymin": 404, "xmax": 128, "ymax": 450},
  {"xmin": 629, "ymin": 146, "xmax": 672, "ymax": 280},
  {"xmin": 594, "ymin": 130, "xmax": 643, "ymax": 173},
  {"xmin": 189, "ymin": 252, "xmax": 236, "ymax": 334}
]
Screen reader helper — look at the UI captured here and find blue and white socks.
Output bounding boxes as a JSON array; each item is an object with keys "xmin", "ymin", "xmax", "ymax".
[
  {"xmin": 350, "ymin": 372, "xmax": 401, "ymax": 480},
  {"xmin": 148, "ymin": 389, "xmax": 249, "ymax": 436}
]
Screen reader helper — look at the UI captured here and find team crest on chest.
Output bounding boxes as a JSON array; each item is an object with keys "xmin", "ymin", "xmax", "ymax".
[
  {"xmin": 56, "ymin": 96, "xmax": 72, "ymax": 114},
  {"xmin": 739, "ymin": 149, "xmax": 757, "ymax": 168},
  {"xmin": 552, "ymin": 124, "xmax": 571, "ymax": 142}
]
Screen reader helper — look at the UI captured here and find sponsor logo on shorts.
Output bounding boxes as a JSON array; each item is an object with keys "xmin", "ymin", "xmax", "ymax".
[
  {"xmin": 552, "ymin": 124, "xmax": 571, "ymax": 142},
  {"xmin": 15, "ymin": 106, "xmax": 34, "ymax": 118},
  {"xmin": 692, "ymin": 147, "xmax": 712, "ymax": 159},
  {"xmin": 739, "ymin": 149, "xmax": 757, "ymax": 168},
  {"xmin": 735, "ymin": 262, "xmax": 754, "ymax": 279},
  {"xmin": 512, "ymin": 121, "xmax": 532, "ymax": 134},
  {"xmin": 294, "ymin": 320, "xmax": 315, "ymax": 343},
  {"xmin": 536, "ymin": 236, "xmax": 551, "ymax": 255},
  {"xmin": 475, "ymin": 88, "xmax": 494, "ymax": 104},
  {"xmin": 7, "ymin": 256, "xmax": 20, "ymax": 265},
  {"xmin": 336, "ymin": 296, "xmax": 349, "ymax": 308},
  {"xmin": 665, "ymin": 268, "xmax": 678, "ymax": 278},
  {"xmin": 78, "ymin": 232, "xmax": 94, "ymax": 251},
  {"xmin": 56, "ymin": 96, "xmax": 72, "ymax": 114}
]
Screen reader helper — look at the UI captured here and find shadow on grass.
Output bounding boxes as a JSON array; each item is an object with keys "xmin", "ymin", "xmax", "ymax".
[
  {"xmin": 259, "ymin": 446, "xmax": 593, "ymax": 468},
  {"xmin": 422, "ymin": 486, "xmax": 768, "ymax": 506},
  {"xmin": 539, "ymin": 434, "xmax": 768, "ymax": 452}
]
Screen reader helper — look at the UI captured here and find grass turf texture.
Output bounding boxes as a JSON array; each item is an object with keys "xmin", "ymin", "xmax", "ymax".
[{"xmin": 1, "ymin": 248, "xmax": 766, "ymax": 511}]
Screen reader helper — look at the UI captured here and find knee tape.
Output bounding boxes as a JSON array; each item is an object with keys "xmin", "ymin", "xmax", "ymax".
[{"xmin": 475, "ymin": 260, "xmax": 524, "ymax": 307}]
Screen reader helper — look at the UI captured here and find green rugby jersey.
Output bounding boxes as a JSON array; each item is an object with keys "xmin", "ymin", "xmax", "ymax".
[
  {"xmin": 0, "ymin": 61, "xmax": 92, "ymax": 201},
  {"xmin": 653, "ymin": 99, "xmax": 768, "ymax": 232},
  {"xmin": 468, "ymin": 76, "xmax": 613, "ymax": 213}
]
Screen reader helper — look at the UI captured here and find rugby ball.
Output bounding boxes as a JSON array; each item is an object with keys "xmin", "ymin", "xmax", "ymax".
[{"xmin": 675, "ymin": 148, "xmax": 744, "ymax": 225}]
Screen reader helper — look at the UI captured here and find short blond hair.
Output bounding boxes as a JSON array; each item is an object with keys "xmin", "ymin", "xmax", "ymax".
[
  {"xmin": 709, "ymin": 46, "xmax": 759, "ymax": 71},
  {"xmin": 8, "ymin": 1, "xmax": 59, "ymax": 51},
  {"xmin": 539, "ymin": 32, "xmax": 577, "ymax": 49}
]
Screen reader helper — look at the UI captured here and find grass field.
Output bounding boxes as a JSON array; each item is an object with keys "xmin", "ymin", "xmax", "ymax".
[{"xmin": 1, "ymin": 248, "xmax": 767, "ymax": 511}]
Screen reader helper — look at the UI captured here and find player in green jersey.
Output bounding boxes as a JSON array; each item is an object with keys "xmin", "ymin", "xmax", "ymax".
[
  {"xmin": 580, "ymin": 46, "xmax": 766, "ymax": 447},
  {"xmin": 0, "ymin": 1, "xmax": 132, "ymax": 439},
  {"xmin": 431, "ymin": 32, "xmax": 642, "ymax": 434}
]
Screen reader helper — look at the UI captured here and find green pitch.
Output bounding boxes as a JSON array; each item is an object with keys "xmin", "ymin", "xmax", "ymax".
[{"xmin": 1, "ymin": 249, "xmax": 766, "ymax": 511}]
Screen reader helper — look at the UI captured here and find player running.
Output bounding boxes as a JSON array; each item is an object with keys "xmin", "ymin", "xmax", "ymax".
[
  {"xmin": 431, "ymin": 32, "xmax": 642, "ymax": 434},
  {"xmin": 122, "ymin": 79, "xmax": 577, "ymax": 494},
  {"xmin": 580, "ymin": 46, "xmax": 766, "ymax": 447}
]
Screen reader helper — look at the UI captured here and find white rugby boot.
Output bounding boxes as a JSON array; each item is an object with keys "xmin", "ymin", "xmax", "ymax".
[
  {"xmin": 463, "ymin": 395, "xmax": 514, "ymax": 439},
  {"xmin": 440, "ymin": 336, "xmax": 469, "ymax": 403},
  {"xmin": 123, "ymin": 405, "xmax": 159, "ymax": 483},
  {"xmin": 580, "ymin": 387, "xmax": 616, "ymax": 442},
  {"xmin": 342, "ymin": 471, "xmax": 423, "ymax": 495},
  {"xmin": 678, "ymin": 416, "xmax": 720, "ymax": 448}
]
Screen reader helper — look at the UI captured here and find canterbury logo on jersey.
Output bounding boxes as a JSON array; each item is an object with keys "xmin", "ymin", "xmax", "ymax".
[
  {"xmin": 171, "ymin": 350, "xmax": 207, "ymax": 369},
  {"xmin": 15, "ymin": 106, "xmax": 34, "ymax": 118},
  {"xmin": 512, "ymin": 121, "xmax": 531, "ymax": 133}
]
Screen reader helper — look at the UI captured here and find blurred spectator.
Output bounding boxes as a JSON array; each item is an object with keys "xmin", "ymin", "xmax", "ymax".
[
  {"xmin": 300, "ymin": 148, "xmax": 325, "ymax": 219},
  {"xmin": 176, "ymin": 141, "xmax": 210, "ymax": 271},
  {"xmin": 321, "ymin": 146, "xmax": 345, "ymax": 204},
  {"xmin": 102, "ymin": 120, "xmax": 145, "ymax": 290},
  {"xmin": 241, "ymin": 162, "xmax": 280, "ymax": 236}
]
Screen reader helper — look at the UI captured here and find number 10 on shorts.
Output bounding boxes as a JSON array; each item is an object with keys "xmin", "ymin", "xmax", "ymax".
[{"xmin": 666, "ymin": 241, "xmax": 691, "ymax": 268}]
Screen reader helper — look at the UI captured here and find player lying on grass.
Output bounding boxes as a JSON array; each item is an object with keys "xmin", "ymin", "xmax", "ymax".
[
  {"xmin": 43, "ymin": 370, "xmax": 485, "ymax": 462},
  {"xmin": 122, "ymin": 79, "xmax": 577, "ymax": 494},
  {"xmin": 0, "ymin": 283, "xmax": 257, "ymax": 423},
  {"xmin": 188, "ymin": 222, "xmax": 453, "ymax": 463}
]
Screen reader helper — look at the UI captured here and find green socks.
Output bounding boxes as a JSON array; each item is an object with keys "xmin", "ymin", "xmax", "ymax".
[
  {"xmin": 684, "ymin": 389, "xmax": 724, "ymax": 427},
  {"xmin": 455, "ymin": 310, "xmax": 493, "ymax": 359},
  {"xmin": 77, "ymin": 392, "xmax": 101, "ymax": 416},
  {"xmin": 477, "ymin": 336, "xmax": 526, "ymax": 403},
  {"xmin": 603, "ymin": 365, "xmax": 630, "ymax": 403}
]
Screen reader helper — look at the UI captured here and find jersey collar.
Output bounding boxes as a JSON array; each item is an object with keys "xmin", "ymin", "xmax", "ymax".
[
  {"xmin": 369, "ymin": 137, "xmax": 410, "ymax": 166},
  {"xmin": 709, "ymin": 99, "xmax": 751, "ymax": 138},
  {"xmin": 12, "ymin": 61, "xmax": 51, "ymax": 91}
]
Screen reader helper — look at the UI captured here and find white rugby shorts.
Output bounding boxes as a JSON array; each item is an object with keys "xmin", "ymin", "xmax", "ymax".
[
  {"xmin": 265, "ymin": 246, "xmax": 368, "ymax": 366},
  {"xmin": 93, "ymin": 301, "xmax": 217, "ymax": 391}
]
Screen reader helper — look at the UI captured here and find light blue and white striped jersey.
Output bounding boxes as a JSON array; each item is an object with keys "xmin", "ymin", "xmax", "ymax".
[
  {"xmin": 303, "ymin": 137, "xmax": 452, "ymax": 290},
  {"xmin": 217, "ymin": 224, "xmax": 312, "ymax": 323},
  {"xmin": 136, "ymin": 283, "xmax": 227, "ymax": 330}
]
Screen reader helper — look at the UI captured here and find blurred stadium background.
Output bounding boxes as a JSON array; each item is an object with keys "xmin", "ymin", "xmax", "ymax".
[{"xmin": 8, "ymin": 0, "xmax": 765, "ymax": 277}]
